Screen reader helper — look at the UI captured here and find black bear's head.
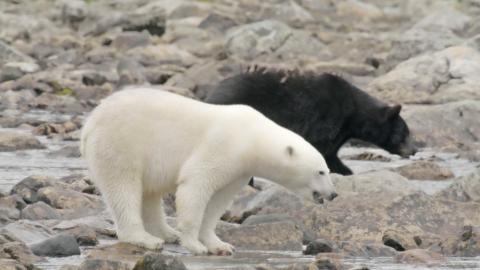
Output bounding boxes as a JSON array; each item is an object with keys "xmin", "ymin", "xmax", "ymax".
[{"xmin": 355, "ymin": 105, "xmax": 417, "ymax": 158}]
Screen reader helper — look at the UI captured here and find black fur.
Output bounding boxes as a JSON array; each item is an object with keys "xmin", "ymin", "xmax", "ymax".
[{"xmin": 207, "ymin": 67, "xmax": 417, "ymax": 177}]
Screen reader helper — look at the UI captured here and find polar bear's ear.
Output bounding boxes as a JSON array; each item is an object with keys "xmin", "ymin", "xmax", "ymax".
[{"xmin": 286, "ymin": 145, "xmax": 295, "ymax": 156}]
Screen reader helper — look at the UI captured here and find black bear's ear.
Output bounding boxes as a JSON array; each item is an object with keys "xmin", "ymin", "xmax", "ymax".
[
  {"xmin": 286, "ymin": 145, "xmax": 295, "ymax": 156},
  {"xmin": 380, "ymin": 105, "xmax": 402, "ymax": 122}
]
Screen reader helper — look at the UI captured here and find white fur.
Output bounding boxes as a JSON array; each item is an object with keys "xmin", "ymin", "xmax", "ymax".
[{"xmin": 81, "ymin": 88, "xmax": 335, "ymax": 255}]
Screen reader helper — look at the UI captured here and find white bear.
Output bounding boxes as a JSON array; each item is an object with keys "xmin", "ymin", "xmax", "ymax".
[{"xmin": 81, "ymin": 87, "xmax": 337, "ymax": 255}]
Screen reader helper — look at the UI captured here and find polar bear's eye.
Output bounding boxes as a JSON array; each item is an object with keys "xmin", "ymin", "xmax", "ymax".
[{"xmin": 319, "ymin": 171, "xmax": 325, "ymax": 175}]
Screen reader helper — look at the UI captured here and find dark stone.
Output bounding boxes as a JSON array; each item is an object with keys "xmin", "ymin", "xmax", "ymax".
[
  {"xmin": 133, "ymin": 253, "xmax": 187, "ymax": 270},
  {"xmin": 304, "ymin": 239, "xmax": 335, "ymax": 255},
  {"xmin": 30, "ymin": 234, "xmax": 80, "ymax": 257},
  {"xmin": 82, "ymin": 73, "xmax": 107, "ymax": 86}
]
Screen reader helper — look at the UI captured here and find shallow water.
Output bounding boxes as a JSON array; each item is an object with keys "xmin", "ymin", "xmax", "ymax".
[{"xmin": 1, "ymin": 112, "xmax": 480, "ymax": 269}]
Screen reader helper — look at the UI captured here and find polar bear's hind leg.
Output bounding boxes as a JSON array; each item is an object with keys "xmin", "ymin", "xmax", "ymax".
[{"xmin": 142, "ymin": 194, "xmax": 180, "ymax": 243}]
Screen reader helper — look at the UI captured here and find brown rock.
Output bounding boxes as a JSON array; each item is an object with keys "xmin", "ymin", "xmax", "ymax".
[
  {"xmin": 392, "ymin": 161, "xmax": 454, "ymax": 180},
  {"xmin": 394, "ymin": 249, "xmax": 445, "ymax": 265}
]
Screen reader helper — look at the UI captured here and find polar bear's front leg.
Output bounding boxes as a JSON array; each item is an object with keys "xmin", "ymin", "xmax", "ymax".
[
  {"xmin": 176, "ymin": 181, "xmax": 212, "ymax": 255},
  {"xmin": 142, "ymin": 194, "xmax": 180, "ymax": 243},
  {"xmin": 199, "ymin": 180, "xmax": 247, "ymax": 255}
]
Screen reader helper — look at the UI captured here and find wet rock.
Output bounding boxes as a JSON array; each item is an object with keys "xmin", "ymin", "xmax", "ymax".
[
  {"xmin": 20, "ymin": 201, "xmax": 61, "ymax": 220},
  {"xmin": 30, "ymin": 234, "xmax": 80, "ymax": 257},
  {"xmin": 402, "ymin": 100, "xmax": 480, "ymax": 149},
  {"xmin": 394, "ymin": 249, "xmax": 445, "ymax": 265},
  {"xmin": 226, "ymin": 20, "xmax": 331, "ymax": 62},
  {"xmin": 304, "ymin": 239, "xmax": 335, "ymax": 255},
  {"xmin": 48, "ymin": 145, "xmax": 81, "ymax": 158},
  {"xmin": 113, "ymin": 31, "xmax": 151, "ymax": 51},
  {"xmin": 217, "ymin": 221, "xmax": 303, "ymax": 251},
  {"xmin": 370, "ymin": 46, "xmax": 480, "ymax": 104},
  {"xmin": 391, "ymin": 161, "xmax": 454, "ymax": 180},
  {"xmin": 11, "ymin": 175, "xmax": 65, "ymax": 204},
  {"xmin": 382, "ymin": 229, "xmax": 418, "ymax": 251},
  {"xmin": 77, "ymin": 259, "xmax": 130, "ymax": 270},
  {"xmin": 133, "ymin": 253, "xmax": 187, "ymax": 270},
  {"xmin": 0, "ymin": 131, "xmax": 45, "ymax": 152}
]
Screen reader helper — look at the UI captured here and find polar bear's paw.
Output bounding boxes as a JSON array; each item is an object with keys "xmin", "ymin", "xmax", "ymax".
[
  {"xmin": 162, "ymin": 227, "xmax": 181, "ymax": 244},
  {"xmin": 206, "ymin": 240, "xmax": 235, "ymax": 256},
  {"xmin": 181, "ymin": 238, "xmax": 208, "ymax": 255},
  {"xmin": 121, "ymin": 232, "xmax": 165, "ymax": 250}
]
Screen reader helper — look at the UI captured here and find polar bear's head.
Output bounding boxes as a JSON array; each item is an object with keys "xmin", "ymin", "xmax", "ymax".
[{"xmin": 267, "ymin": 138, "xmax": 337, "ymax": 204}]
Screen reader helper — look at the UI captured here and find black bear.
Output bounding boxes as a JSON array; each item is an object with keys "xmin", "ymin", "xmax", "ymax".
[{"xmin": 206, "ymin": 67, "xmax": 417, "ymax": 176}]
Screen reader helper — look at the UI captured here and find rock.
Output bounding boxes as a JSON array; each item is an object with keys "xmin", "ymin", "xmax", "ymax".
[
  {"xmin": 86, "ymin": 243, "xmax": 152, "ymax": 264},
  {"xmin": 0, "ymin": 230, "xmax": 44, "ymax": 265},
  {"xmin": 48, "ymin": 145, "xmax": 81, "ymax": 158},
  {"xmin": 342, "ymin": 152, "xmax": 391, "ymax": 162},
  {"xmin": 2, "ymin": 220, "xmax": 53, "ymax": 245},
  {"xmin": 337, "ymin": 0, "xmax": 384, "ymax": 22},
  {"xmin": 436, "ymin": 169, "xmax": 480, "ymax": 202},
  {"xmin": 133, "ymin": 253, "xmax": 187, "ymax": 270},
  {"xmin": 60, "ymin": 0, "xmax": 88, "ymax": 25},
  {"xmin": 0, "ymin": 40, "xmax": 36, "ymax": 66},
  {"xmin": 402, "ymin": 100, "xmax": 480, "ymax": 149},
  {"xmin": 11, "ymin": 175, "xmax": 65, "ymax": 204},
  {"xmin": 0, "ymin": 90, "xmax": 36, "ymax": 110},
  {"xmin": 339, "ymin": 242, "xmax": 397, "ymax": 257},
  {"xmin": 304, "ymin": 239, "xmax": 335, "ymax": 255},
  {"xmin": 113, "ymin": 31, "xmax": 151, "ymax": 51},
  {"xmin": 382, "ymin": 229, "xmax": 418, "ymax": 251},
  {"xmin": 0, "ymin": 194, "xmax": 26, "ymax": 222},
  {"xmin": 391, "ymin": 161, "xmax": 454, "ymax": 180},
  {"xmin": 257, "ymin": 1, "xmax": 314, "ymax": 27},
  {"xmin": 30, "ymin": 234, "xmax": 80, "ymax": 257},
  {"xmin": 0, "ymin": 62, "xmax": 40, "ymax": 82},
  {"xmin": 0, "ymin": 131, "xmax": 45, "ymax": 152},
  {"xmin": 311, "ymin": 253, "xmax": 343, "ymax": 270},
  {"xmin": 60, "ymin": 174, "xmax": 98, "ymax": 195},
  {"xmin": 77, "ymin": 259, "xmax": 130, "ymax": 270},
  {"xmin": 394, "ymin": 249, "xmax": 445, "ymax": 265},
  {"xmin": 20, "ymin": 201, "xmax": 61, "ymax": 220},
  {"xmin": 217, "ymin": 221, "xmax": 303, "ymax": 251},
  {"xmin": 226, "ymin": 20, "xmax": 332, "ymax": 62},
  {"xmin": 116, "ymin": 58, "xmax": 147, "ymax": 86},
  {"xmin": 36, "ymin": 186, "xmax": 104, "ymax": 218},
  {"xmin": 122, "ymin": 6, "xmax": 166, "ymax": 36},
  {"xmin": 198, "ymin": 13, "xmax": 237, "ymax": 34},
  {"xmin": 242, "ymin": 213, "xmax": 292, "ymax": 226},
  {"xmin": 82, "ymin": 72, "xmax": 108, "ymax": 86},
  {"xmin": 369, "ymin": 46, "xmax": 480, "ymax": 104},
  {"xmin": 413, "ymin": 7, "xmax": 471, "ymax": 34},
  {"xmin": 54, "ymin": 224, "xmax": 98, "ymax": 246}
]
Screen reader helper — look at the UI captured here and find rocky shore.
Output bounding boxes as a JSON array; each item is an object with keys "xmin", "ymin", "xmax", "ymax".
[{"xmin": 1, "ymin": 0, "xmax": 480, "ymax": 269}]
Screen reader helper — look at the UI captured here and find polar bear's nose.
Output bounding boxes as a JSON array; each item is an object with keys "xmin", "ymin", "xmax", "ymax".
[{"xmin": 327, "ymin": 192, "xmax": 338, "ymax": 201}]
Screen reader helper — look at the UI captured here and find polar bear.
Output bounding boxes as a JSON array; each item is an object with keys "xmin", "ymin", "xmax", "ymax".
[{"xmin": 81, "ymin": 87, "xmax": 337, "ymax": 255}]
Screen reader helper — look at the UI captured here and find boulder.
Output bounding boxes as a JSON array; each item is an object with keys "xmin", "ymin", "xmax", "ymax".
[
  {"xmin": 402, "ymin": 101, "xmax": 480, "ymax": 149},
  {"xmin": 436, "ymin": 169, "xmax": 480, "ymax": 202},
  {"xmin": 0, "ymin": 131, "xmax": 45, "ymax": 152},
  {"xmin": 0, "ymin": 230, "xmax": 44, "ymax": 265},
  {"xmin": 11, "ymin": 175, "xmax": 67, "ymax": 204},
  {"xmin": 394, "ymin": 249, "xmax": 445, "ymax": 265},
  {"xmin": 369, "ymin": 46, "xmax": 480, "ymax": 104},
  {"xmin": 77, "ymin": 259, "xmax": 130, "ymax": 270},
  {"xmin": 1, "ymin": 220, "xmax": 53, "ymax": 245},
  {"xmin": 30, "ymin": 234, "xmax": 80, "ymax": 257}
]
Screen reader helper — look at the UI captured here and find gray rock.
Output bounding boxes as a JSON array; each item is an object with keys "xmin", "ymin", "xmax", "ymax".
[
  {"xmin": 0, "ymin": 231, "xmax": 44, "ymax": 265},
  {"xmin": 370, "ymin": 46, "xmax": 480, "ymax": 104},
  {"xmin": 133, "ymin": 253, "xmax": 187, "ymax": 270},
  {"xmin": 242, "ymin": 213, "xmax": 292, "ymax": 226},
  {"xmin": 122, "ymin": 7, "xmax": 166, "ymax": 37},
  {"xmin": 402, "ymin": 100, "xmax": 480, "ymax": 149},
  {"xmin": 54, "ymin": 224, "xmax": 98, "ymax": 246},
  {"xmin": 30, "ymin": 234, "xmax": 80, "ymax": 257},
  {"xmin": 116, "ymin": 58, "xmax": 147, "ymax": 86},
  {"xmin": 199, "ymin": 13, "xmax": 237, "ymax": 34},
  {"xmin": 113, "ymin": 31, "xmax": 151, "ymax": 51},
  {"xmin": 2, "ymin": 220, "xmax": 53, "ymax": 245},
  {"xmin": 217, "ymin": 221, "xmax": 303, "ymax": 251},
  {"xmin": 0, "ymin": 62, "xmax": 39, "ymax": 82},
  {"xmin": 0, "ymin": 90, "xmax": 36, "ymax": 110},
  {"xmin": 413, "ymin": 7, "xmax": 471, "ymax": 34},
  {"xmin": 304, "ymin": 239, "xmax": 335, "ymax": 255},
  {"xmin": 20, "ymin": 201, "xmax": 61, "ymax": 220},
  {"xmin": 0, "ymin": 131, "xmax": 45, "ymax": 152},
  {"xmin": 436, "ymin": 169, "xmax": 480, "ymax": 202},
  {"xmin": 60, "ymin": 0, "xmax": 88, "ymax": 25},
  {"xmin": 226, "ymin": 20, "xmax": 331, "ymax": 62}
]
